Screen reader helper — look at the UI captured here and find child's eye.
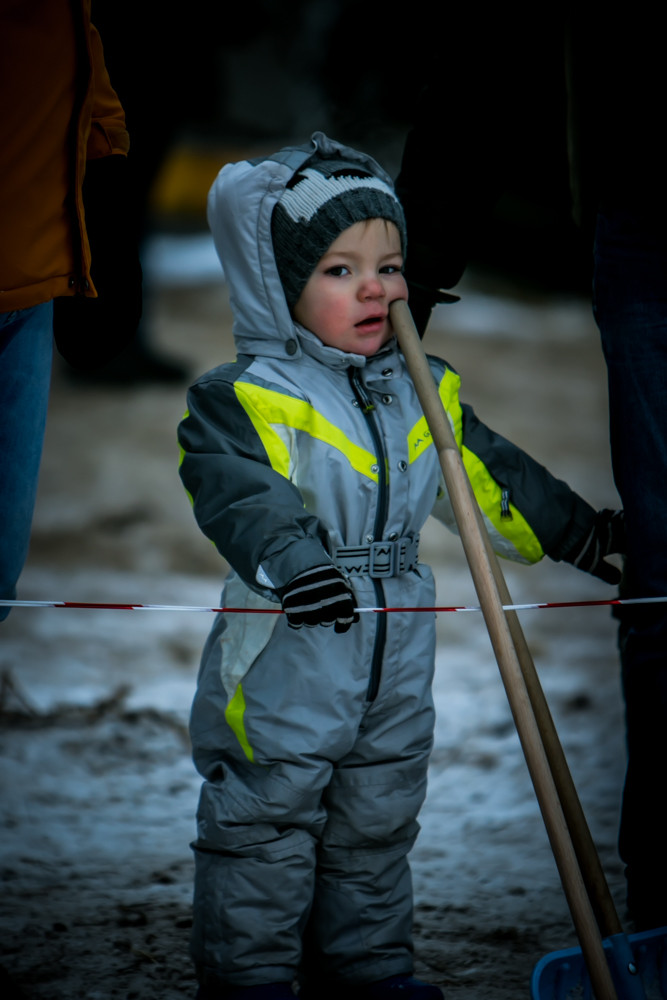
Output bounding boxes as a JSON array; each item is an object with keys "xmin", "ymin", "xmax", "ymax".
[
  {"xmin": 325, "ymin": 265, "xmax": 350, "ymax": 277},
  {"xmin": 380, "ymin": 264, "xmax": 402, "ymax": 274}
]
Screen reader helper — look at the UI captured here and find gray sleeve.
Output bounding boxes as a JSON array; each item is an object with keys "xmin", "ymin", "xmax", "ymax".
[
  {"xmin": 178, "ymin": 365, "xmax": 333, "ymax": 595},
  {"xmin": 459, "ymin": 401, "xmax": 597, "ymax": 561}
]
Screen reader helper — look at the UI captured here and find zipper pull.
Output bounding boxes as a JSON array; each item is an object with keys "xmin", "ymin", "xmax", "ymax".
[
  {"xmin": 349, "ymin": 368, "xmax": 375, "ymax": 412},
  {"xmin": 501, "ymin": 488, "xmax": 513, "ymax": 520}
]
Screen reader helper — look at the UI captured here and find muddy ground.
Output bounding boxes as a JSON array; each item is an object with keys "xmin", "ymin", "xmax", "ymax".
[{"xmin": 0, "ymin": 262, "xmax": 631, "ymax": 999}]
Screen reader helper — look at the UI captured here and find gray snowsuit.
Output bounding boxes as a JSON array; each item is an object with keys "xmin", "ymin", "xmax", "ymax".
[{"xmin": 177, "ymin": 133, "xmax": 598, "ymax": 990}]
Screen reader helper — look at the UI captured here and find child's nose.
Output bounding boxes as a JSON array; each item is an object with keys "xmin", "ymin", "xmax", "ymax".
[{"xmin": 359, "ymin": 274, "xmax": 385, "ymax": 299}]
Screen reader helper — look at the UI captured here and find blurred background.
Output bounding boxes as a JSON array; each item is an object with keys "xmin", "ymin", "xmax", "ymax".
[{"xmin": 83, "ymin": 0, "xmax": 592, "ymax": 390}]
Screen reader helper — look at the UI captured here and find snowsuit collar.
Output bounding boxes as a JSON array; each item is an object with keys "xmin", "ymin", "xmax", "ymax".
[{"xmin": 295, "ymin": 322, "xmax": 397, "ymax": 371}]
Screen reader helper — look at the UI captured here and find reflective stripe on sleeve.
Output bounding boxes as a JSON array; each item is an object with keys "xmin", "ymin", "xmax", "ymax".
[
  {"xmin": 411, "ymin": 367, "xmax": 543, "ymax": 564},
  {"xmin": 461, "ymin": 445, "xmax": 544, "ymax": 563}
]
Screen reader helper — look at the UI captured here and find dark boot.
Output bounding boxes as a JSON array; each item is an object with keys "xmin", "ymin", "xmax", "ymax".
[
  {"xmin": 197, "ymin": 983, "xmax": 295, "ymax": 999},
  {"xmin": 365, "ymin": 976, "xmax": 444, "ymax": 999},
  {"xmin": 300, "ymin": 975, "xmax": 443, "ymax": 999}
]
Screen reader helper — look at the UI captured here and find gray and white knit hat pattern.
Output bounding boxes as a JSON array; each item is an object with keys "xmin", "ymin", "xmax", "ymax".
[{"xmin": 271, "ymin": 157, "xmax": 407, "ymax": 309}]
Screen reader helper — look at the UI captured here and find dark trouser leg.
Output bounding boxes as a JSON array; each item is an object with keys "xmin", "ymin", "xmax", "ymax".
[
  {"xmin": 593, "ymin": 207, "xmax": 667, "ymax": 927},
  {"xmin": 0, "ymin": 303, "xmax": 53, "ymax": 621}
]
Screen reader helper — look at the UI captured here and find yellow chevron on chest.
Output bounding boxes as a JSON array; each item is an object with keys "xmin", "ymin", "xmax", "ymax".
[{"xmin": 234, "ymin": 381, "xmax": 379, "ymax": 482}]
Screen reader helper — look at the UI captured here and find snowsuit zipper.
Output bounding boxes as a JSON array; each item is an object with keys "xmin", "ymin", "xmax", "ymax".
[{"xmin": 348, "ymin": 367, "xmax": 388, "ymax": 702}]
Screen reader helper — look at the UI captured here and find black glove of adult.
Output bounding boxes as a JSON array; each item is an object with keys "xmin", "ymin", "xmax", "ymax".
[
  {"xmin": 280, "ymin": 565, "xmax": 359, "ymax": 634},
  {"xmin": 405, "ymin": 280, "xmax": 460, "ymax": 338},
  {"xmin": 401, "ymin": 241, "xmax": 460, "ymax": 337},
  {"xmin": 564, "ymin": 509, "xmax": 625, "ymax": 584}
]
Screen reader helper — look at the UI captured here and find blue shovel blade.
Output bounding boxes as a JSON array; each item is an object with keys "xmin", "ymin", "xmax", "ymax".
[{"xmin": 531, "ymin": 927, "xmax": 667, "ymax": 1000}]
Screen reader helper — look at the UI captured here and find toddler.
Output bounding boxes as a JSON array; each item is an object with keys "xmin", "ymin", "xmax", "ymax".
[{"xmin": 178, "ymin": 132, "xmax": 624, "ymax": 1000}]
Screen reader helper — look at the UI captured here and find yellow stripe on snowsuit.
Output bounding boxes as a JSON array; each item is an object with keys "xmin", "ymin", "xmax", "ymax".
[
  {"xmin": 178, "ymin": 409, "xmax": 194, "ymax": 504},
  {"xmin": 409, "ymin": 368, "xmax": 543, "ymax": 564},
  {"xmin": 225, "ymin": 684, "xmax": 255, "ymax": 763},
  {"xmin": 234, "ymin": 382, "xmax": 379, "ymax": 481},
  {"xmin": 462, "ymin": 447, "xmax": 544, "ymax": 563},
  {"xmin": 407, "ymin": 366, "xmax": 462, "ymax": 462}
]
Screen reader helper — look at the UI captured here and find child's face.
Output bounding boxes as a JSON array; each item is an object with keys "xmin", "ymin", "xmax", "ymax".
[{"xmin": 293, "ymin": 219, "xmax": 408, "ymax": 357}]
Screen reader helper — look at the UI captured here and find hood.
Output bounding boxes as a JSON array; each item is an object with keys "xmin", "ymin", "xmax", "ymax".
[{"xmin": 206, "ymin": 131, "xmax": 399, "ymax": 362}]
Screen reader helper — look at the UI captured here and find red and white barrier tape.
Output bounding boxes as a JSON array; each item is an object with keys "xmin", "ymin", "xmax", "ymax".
[{"xmin": 2, "ymin": 596, "xmax": 667, "ymax": 614}]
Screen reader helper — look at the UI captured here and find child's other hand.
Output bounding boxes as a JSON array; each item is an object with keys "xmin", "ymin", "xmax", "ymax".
[
  {"xmin": 280, "ymin": 565, "xmax": 359, "ymax": 634},
  {"xmin": 566, "ymin": 509, "xmax": 626, "ymax": 584}
]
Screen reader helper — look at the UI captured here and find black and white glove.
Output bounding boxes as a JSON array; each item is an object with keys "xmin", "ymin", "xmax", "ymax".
[
  {"xmin": 280, "ymin": 565, "xmax": 359, "ymax": 634},
  {"xmin": 565, "ymin": 509, "xmax": 626, "ymax": 584}
]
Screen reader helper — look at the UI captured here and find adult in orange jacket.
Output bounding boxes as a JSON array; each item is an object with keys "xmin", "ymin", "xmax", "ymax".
[{"xmin": 0, "ymin": 0, "xmax": 142, "ymax": 619}]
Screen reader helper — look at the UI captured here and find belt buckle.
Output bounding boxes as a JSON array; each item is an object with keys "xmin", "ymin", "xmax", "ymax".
[
  {"xmin": 369, "ymin": 541, "xmax": 396, "ymax": 578},
  {"xmin": 334, "ymin": 546, "xmax": 367, "ymax": 576}
]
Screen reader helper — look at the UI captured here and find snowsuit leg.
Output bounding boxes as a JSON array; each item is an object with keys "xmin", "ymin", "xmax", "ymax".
[
  {"xmin": 189, "ymin": 571, "xmax": 436, "ymax": 989},
  {"xmin": 191, "ymin": 772, "xmax": 322, "ymax": 989},
  {"xmin": 304, "ymin": 699, "xmax": 434, "ymax": 983}
]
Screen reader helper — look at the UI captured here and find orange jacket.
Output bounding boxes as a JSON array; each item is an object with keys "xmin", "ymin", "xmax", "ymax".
[{"xmin": 0, "ymin": 0, "xmax": 129, "ymax": 311}]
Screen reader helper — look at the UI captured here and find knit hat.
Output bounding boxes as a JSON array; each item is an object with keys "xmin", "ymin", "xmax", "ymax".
[{"xmin": 271, "ymin": 155, "xmax": 407, "ymax": 310}]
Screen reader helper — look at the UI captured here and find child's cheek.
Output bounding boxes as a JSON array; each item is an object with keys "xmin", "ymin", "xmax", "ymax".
[
  {"xmin": 308, "ymin": 298, "xmax": 346, "ymax": 346},
  {"xmin": 320, "ymin": 295, "xmax": 348, "ymax": 329},
  {"xmin": 395, "ymin": 274, "xmax": 409, "ymax": 301}
]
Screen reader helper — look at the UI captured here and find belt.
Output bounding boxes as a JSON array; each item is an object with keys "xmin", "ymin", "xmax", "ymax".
[{"xmin": 332, "ymin": 535, "xmax": 419, "ymax": 579}]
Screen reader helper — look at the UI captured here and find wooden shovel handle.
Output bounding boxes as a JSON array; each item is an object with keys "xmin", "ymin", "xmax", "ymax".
[
  {"xmin": 390, "ymin": 298, "xmax": 620, "ymax": 999},
  {"xmin": 484, "ymin": 531, "xmax": 622, "ymax": 937}
]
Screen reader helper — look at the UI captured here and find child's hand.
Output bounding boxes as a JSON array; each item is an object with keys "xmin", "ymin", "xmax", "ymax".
[
  {"xmin": 280, "ymin": 565, "xmax": 359, "ymax": 634},
  {"xmin": 565, "ymin": 509, "xmax": 625, "ymax": 584}
]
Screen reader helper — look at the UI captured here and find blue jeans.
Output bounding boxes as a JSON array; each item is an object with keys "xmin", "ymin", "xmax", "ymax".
[
  {"xmin": 0, "ymin": 303, "xmax": 53, "ymax": 621},
  {"xmin": 593, "ymin": 208, "xmax": 667, "ymax": 924}
]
